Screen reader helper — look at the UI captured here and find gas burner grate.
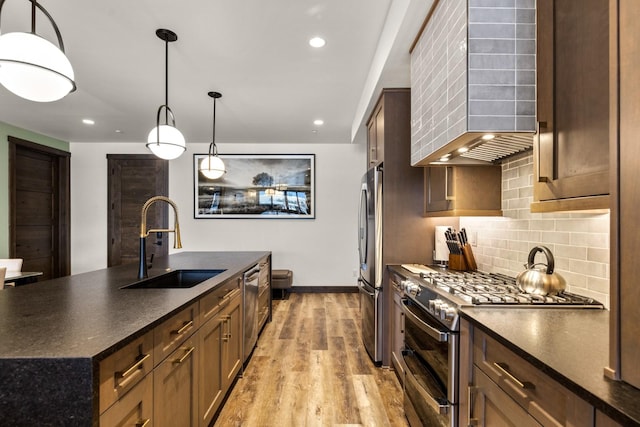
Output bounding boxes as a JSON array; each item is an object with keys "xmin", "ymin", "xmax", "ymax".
[{"xmin": 421, "ymin": 270, "xmax": 603, "ymax": 307}]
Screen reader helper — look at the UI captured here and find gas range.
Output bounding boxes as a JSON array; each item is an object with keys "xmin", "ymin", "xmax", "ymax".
[{"xmin": 396, "ymin": 264, "xmax": 604, "ymax": 331}]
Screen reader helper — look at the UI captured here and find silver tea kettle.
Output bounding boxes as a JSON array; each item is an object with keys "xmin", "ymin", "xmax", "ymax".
[{"xmin": 516, "ymin": 246, "xmax": 566, "ymax": 296}]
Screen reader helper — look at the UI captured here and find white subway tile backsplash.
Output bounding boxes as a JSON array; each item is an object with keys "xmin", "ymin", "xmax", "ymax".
[{"xmin": 460, "ymin": 152, "xmax": 611, "ymax": 307}]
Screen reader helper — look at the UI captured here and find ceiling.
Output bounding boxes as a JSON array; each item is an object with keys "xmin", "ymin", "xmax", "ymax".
[{"xmin": 0, "ymin": 0, "xmax": 432, "ymax": 146}]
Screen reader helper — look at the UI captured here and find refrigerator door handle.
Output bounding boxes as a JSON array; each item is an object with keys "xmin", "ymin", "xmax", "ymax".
[{"xmin": 358, "ymin": 186, "xmax": 368, "ymax": 266}]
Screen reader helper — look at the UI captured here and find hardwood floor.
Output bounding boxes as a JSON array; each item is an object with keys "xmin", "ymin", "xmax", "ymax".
[{"xmin": 214, "ymin": 292, "xmax": 408, "ymax": 427}]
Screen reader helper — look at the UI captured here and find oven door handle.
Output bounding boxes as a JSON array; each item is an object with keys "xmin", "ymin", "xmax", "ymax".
[
  {"xmin": 403, "ymin": 354, "xmax": 450, "ymax": 415},
  {"xmin": 402, "ymin": 302, "xmax": 448, "ymax": 343}
]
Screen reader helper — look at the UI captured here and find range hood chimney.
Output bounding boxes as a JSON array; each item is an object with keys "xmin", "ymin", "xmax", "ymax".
[{"xmin": 409, "ymin": 0, "xmax": 536, "ymax": 167}]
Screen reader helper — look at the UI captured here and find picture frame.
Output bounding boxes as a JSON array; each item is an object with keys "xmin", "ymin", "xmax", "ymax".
[{"xmin": 194, "ymin": 154, "xmax": 315, "ymax": 219}]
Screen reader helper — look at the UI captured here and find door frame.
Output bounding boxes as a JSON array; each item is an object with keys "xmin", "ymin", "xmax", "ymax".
[{"xmin": 8, "ymin": 136, "xmax": 71, "ymax": 277}]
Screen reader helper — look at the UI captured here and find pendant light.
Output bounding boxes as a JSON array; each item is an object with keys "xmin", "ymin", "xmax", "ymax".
[
  {"xmin": 199, "ymin": 91, "xmax": 226, "ymax": 179},
  {"xmin": 0, "ymin": 0, "xmax": 76, "ymax": 102},
  {"xmin": 146, "ymin": 28, "xmax": 185, "ymax": 160}
]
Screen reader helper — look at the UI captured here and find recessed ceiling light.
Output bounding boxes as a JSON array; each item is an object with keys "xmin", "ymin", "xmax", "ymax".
[
  {"xmin": 439, "ymin": 156, "xmax": 450, "ymax": 162},
  {"xmin": 309, "ymin": 37, "xmax": 326, "ymax": 48},
  {"xmin": 82, "ymin": 119, "xmax": 95, "ymax": 125},
  {"xmin": 312, "ymin": 129, "xmax": 318, "ymax": 133},
  {"xmin": 482, "ymin": 134, "xmax": 495, "ymax": 140},
  {"xmin": 458, "ymin": 147, "xmax": 469, "ymax": 153},
  {"xmin": 115, "ymin": 129, "xmax": 123, "ymax": 133},
  {"xmin": 313, "ymin": 119, "xmax": 324, "ymax": 126}
]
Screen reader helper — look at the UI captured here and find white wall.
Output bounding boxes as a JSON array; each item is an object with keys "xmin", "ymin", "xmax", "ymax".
[
  {"xmin": 460, "ymin": 153, "xmax": 611, "ymax": 308},
  {"xmin": 70, "ymin": 142, "xmax": 367, "ymax": 287}
]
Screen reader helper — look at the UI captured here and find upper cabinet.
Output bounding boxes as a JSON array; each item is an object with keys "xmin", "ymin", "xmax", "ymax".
[
  {"xmin": 367, "ymin": 101, "xmax": 385, "ymax": 167},
  {"xmin": 531, "ymin": 0, "xmax": 611, "ymax": 212},
  {"xmin": 424, "ymin": 165, "xmax": 502, "ymax": 217},
  {"xmin": 410, "ymin": 0, "xmax": 536, "ymax": 167}
]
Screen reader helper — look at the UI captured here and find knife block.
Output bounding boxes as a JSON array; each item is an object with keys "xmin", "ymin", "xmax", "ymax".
[{"xmin": 449, "ymin": 254, "xmax": 468, "ymax": 271}]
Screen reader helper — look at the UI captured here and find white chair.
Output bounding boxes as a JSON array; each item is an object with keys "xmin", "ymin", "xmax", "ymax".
[
  {"xmin": 0, "ymin": 267, "xmax": 6, "ymax": 290},
  {"xmin": 0, "ymin": 258, "xmax": 23, "ymax": 288}
]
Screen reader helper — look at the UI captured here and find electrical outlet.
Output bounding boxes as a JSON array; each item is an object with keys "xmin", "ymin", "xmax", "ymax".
[{"xmin": 470, "ymin": 231, "xmax": 478, "ymax": 247}]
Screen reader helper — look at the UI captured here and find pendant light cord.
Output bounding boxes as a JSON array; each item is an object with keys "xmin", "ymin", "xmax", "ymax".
[
  {"xmin": 210, "ymin": 96, "xmax": 217, "ymax": 156},
  {"xmin": 164, "ymin": 37, "xmax": 169, "ymax": 125},
  {"xmin": 31, "ymin": 0, "xmax": 36, "ymax": 33}
]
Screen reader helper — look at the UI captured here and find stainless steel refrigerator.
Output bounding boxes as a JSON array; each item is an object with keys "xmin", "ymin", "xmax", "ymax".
[{"xmin": 358, "ymin": 165, "xmax": 383, "ymax": 364}]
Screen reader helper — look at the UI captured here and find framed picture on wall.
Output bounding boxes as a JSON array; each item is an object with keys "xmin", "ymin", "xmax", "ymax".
[{"xmin": 193, "ymin": 154, "xmax": 315, "ymax": 219}]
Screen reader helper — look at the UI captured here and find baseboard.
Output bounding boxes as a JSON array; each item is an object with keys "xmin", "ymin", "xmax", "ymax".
[{"xmin": 289, "ymin": 286, "xmax": 358, "ymax": 293}]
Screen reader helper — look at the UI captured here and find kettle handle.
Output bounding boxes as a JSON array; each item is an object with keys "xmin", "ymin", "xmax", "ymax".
[{"xmin": 527, "ymin": 246, "xmax": 555, "ymax": 274}]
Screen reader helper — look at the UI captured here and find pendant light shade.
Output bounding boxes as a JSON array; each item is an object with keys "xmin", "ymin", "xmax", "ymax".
[
  {"xmin": 0, "ymin": 0, "xmax": 76, "ymax": 102},
  {"xmin": 199, "ymin": 91, "xmax": 226, "ymax": 179},
  {"xmin": 146, "ymin": 28, "xmax": 185, "ymax": 160}
]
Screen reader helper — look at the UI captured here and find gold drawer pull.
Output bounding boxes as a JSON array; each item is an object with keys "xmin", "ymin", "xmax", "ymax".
[
  {"xmin": 173, "ymin": 346, "xmax": 195, "ymax": 364},
  {"xmin": 136, "ymin": 419, "xmax": 151, "ymax": 427},
  {"xmin": 171, "ymin": 320, "xmax": 194, "ymax": 335},
  {"xmin": 116, "ymin": 353, "xmax": 151, "ymax": 380},
  {"xmin": 493, "ymin": 362, "xmax": 535, "ymax": 389}
]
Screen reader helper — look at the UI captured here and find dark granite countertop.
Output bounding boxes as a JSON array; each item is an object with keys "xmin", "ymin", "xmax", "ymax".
[
  {"xmin": 0, "ymin": 251, "xmax": 269, "ymax": 361},
  {"xmin": 461, "ymin": 308, "xmax": 640, "ymax": 426},
  {"xmin": 0, "ymin": 251, "xmax": 269, "ymax": 425}
]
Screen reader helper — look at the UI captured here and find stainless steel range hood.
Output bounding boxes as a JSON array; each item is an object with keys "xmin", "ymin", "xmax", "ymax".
[{"xmin": 421, "ymin": 132, "xmax": 535, "ymax": 166}]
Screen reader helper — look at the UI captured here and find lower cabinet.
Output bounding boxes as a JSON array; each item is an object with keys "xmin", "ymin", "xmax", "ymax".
[
  {"xmin": 221, "ymin": 292, "xmax": 243, "ymax": 390},
  {"xmin": 199, "ymin": 288, "xmax": 242, "ymax": 427},
  {"xmin": 390, "ymin": 274, "xmax": 405, "ymax": 381},
  {"xmin": 99, "ymin": 273, "xmax": 246, "ymax": 427},
  {"xmin": 461, "ymin": 319, "xmax": 595, "ymax": 427},
  {"xmin": 257, "ymin": 256, "xmax": 271, "ymax": 330},
  {"xmin": 100, "ymin": 372, "xmax": 153, "ymax": 427},
  {"xmin": 154, "ymin": 336, "xmax": 199, "ymax": 427},
  {"xmin": 471, "ymin": 367, "xmax": 542, "ymax": 426}
]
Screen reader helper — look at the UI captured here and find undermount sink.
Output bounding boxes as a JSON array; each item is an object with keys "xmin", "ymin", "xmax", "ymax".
[{"xmin": 121, "ymin": 269, "xmax": 226, "ymax": 289}]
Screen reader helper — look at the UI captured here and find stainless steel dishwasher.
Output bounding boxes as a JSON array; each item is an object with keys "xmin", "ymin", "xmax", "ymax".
[{"xmin": 243, "ymin": 264, "xmax": 260, "ymax": 364}]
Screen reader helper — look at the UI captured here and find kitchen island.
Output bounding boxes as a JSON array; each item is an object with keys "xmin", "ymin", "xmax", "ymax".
[
  {"xmin": 461, "ymin": 308, "xmax": 640, "ymax": 426},
  {"xmin": 0, "ymin": 251, "xmax": 270, "ymax": 426}
]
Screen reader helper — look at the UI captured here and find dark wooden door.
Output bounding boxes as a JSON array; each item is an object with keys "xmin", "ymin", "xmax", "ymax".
[
  {"xmin": 9, "ymin": 137, "xmax": 70, "ymax": 280},
  {"xmin": 107, "ymin": 155, "xmax": 169, "ymax": 267}
]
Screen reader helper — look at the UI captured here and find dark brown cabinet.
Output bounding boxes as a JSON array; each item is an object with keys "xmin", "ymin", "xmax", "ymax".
[
  {"xmin": 424, "ymin": 166, "xmax": 502, "ymax": 217},
  {"xmin": 389, "ymin": 271, "xmax": 405, "ymax": 382},
  {"xmin": 613, "ymin": 0, "xmax": 640, "ymax": 393},
  {"xmin": 367, "ymin": 101, "xmax": 384, "ymax": 167},
  {"xmin": 532, "ymin": 0, "xmax": 611, "ymax": 212},
  {"xmin": 460, "ymin": 319, "xmax": 595, "ymax": 427},
  {"xmin": 366, "ymin": 88, "xmax": 430, "ymax": 367}
]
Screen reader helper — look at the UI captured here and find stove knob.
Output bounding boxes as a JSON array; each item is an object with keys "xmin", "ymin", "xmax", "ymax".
[
  {"xmin": 431, "ymin": 299, "xmax": 444, "ymax": 315},
  {"xmin": 428, "ymin": 299, "xmax": 440, "ymax": 312},
  {"xmin": 445, "ymin": 307, "xmax": 457, "ymax": 322},
  {"xmin": 404, "ymin": 282, "xmax": 420, "ymax": 295},
  {"xmin": 439, "ymin": 303, "xmax": 449, "ymax": 320}
]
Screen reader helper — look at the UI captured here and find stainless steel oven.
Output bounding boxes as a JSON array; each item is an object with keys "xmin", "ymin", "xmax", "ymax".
[
  {"xmin": 394, "ymin": 264, "xmax": 604, "ymax": 427},
  {"xmin": 402, "ymin": 297, "xmax": 457, "ymax": 427}
]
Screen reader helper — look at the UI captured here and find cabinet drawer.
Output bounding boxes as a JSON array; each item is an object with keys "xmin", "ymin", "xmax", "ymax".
[
  {"xmin": 100, "ymin": 370, "xmax": 153, "ymax": 426},
  {"xmin": 474, "ymin": 328, "xmax": 594, "ymax": 426},
  {"xmin": 154, "ymin": 302, "xmax": 199, "ymax": 365},
  {"xmin": 471, "ymin": 367, "xmax": 542, "ymax": 426},
  {"xmin": 200, "ymin": 276, "xmax": 241, "ymax": 324},
  {"xmin": 99, "ymin": 330, "xmax": 154, "ymax": 414}
]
